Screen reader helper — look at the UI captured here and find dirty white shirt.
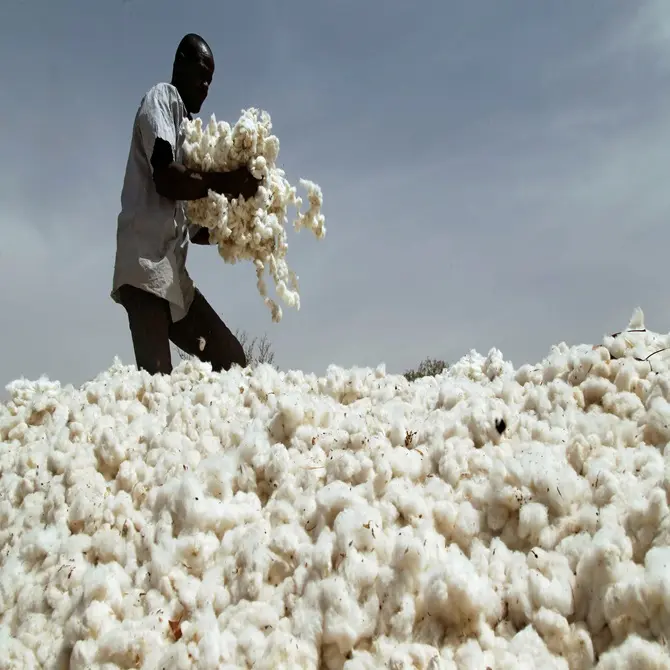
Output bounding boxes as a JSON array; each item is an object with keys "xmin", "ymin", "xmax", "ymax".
[{"xmin": 111, "ymin": 82, "xmax": 196, "ymax": 321}]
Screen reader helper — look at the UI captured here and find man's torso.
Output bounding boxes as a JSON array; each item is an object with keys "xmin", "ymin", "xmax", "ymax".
[{"xmin": 111, "ymin": 82, "xmax": 194, "ymax": 321}]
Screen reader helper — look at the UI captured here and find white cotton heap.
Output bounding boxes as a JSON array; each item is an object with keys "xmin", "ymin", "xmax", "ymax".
[
  {"xmin": 180, "ymin": 109, "xmax": 326, "ymax": 323},
  {"xmin": 2, "ymin": 308, "xmax": 670, "ymax": 669}
]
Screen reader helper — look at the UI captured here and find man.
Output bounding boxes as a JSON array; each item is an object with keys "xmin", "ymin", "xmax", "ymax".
[{"xmin": 111, "ymin": 34, "xmax": 259, "ymax": 375}]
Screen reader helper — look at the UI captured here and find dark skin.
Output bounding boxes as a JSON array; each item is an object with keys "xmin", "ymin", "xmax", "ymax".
[{"xmin": 150, "ymin": 35, "xmax": 260, "ymax": 245}]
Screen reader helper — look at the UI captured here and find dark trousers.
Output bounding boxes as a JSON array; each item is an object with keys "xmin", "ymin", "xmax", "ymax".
[{"xmin": 117, "ymin": 284, "xmax": 246, "ymax": 375}]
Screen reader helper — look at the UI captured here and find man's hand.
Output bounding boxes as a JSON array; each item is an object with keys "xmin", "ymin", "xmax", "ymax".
[
  {"xmin": 210, "ymin": 167, "xmax": 261, "ymax": 200},
  {"xmin": 239, "ymin": 172, "xmax": 261, "ymax": 200}
]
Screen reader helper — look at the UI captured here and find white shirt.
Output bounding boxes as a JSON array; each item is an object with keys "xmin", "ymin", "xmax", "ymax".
[{"xmin": 111, "ymin": 82, "xmax": 195, "ymax": 321}]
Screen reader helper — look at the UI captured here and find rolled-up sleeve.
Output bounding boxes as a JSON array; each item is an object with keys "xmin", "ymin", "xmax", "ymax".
[{"xmin": 137, "ymin": 84, "xmax": 179, "ymax": 171}]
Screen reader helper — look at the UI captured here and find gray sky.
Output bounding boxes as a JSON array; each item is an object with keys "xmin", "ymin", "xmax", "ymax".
[{"xmin": 2, "ymin": 0, "xmax": 670, "ymax": 388}]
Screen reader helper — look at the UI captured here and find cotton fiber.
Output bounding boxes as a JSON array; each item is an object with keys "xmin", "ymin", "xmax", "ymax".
[
  {"xmin": 181, "ymin": 109, "xmax": 325, "ymax": 322},
  {"xmin": 1, "ymin": 309, "xmax": 670, "ymax": 669}
]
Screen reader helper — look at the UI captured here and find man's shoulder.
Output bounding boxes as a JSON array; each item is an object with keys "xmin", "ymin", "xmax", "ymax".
[{"xmin": 141, "ymin": 82, "xmax": 180, "ymax": 106}]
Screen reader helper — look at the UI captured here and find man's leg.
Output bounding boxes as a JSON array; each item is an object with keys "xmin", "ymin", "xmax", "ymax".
[
  {"xmin": 169, "ymin": 289, "xmax": 247, "ymax": 372},
  {"xmin": 117, "ymin": 284, "xmax": 173, "ymax": 375}
]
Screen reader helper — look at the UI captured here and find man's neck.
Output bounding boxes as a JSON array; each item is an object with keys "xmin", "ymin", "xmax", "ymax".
[{"xmin": 170, "ymin": 79, "xmax": 192, "ymax": 119}]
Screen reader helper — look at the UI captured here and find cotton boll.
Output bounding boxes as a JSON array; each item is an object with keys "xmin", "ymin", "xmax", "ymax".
[
  {"xmin": 312, "ymin": 527, "xmax": 336, "ymax": 577},
  {"xmin": 643, "ymin": 395, "xmax": 670, "ymax": 447},
  {"xmin": 573, "ymin": 531, "xmax": 633, "ymax": 636},
  {"xmin": 333, "ymin": 505, "xmax": 382, "ymax": 555},
  {"xmin": 96, "ymin": 625, "xmax": 167, "ymax": 668},
  {"xmin": 486, "ymin": 502, "xmax": 511, "ymax": 533},
  {"xmin": 326, "ymin": 450, "xmax": 363, "ymax": 485},
  {"xmin": 595, "ymin": 635, "xmax": 670, "ymax": 669},
  {"xmin": 533, "ymin": 607, "xmax": 572, "ymax": 656},
  {"xmin": 436, "ymin": 384, "xmax": 466, "ymax": 411},
  {"xmin": 519, "ymin": 502, "xmax": 549, "ymax": 545},
  {"xmin": 391, "ymin": 531, "xmax": 426, "ymax": 578},
  {"xmin": 316, "ymin": 480, "xmax": 360, "ymax": 529},
  {"xmin": 90, "ymin": 527, "xmax": 126, "ymax": 565},
  {"xmin": 423, "ymin": 545, "xmax": 503, "ymax": 632},
  {"xmin": 581, "ymin": 377, "xmax": 617, "ymax": 408},
  {"xmin": 81, "ymin": 563, "xmax": 131, "ymax": 615},
  {"xmin": 603, "ymin": 545, "xmax": 670, "ymax": 643},
  {"xmin": 451, "ymin": 501, "xmax": 481, "ymax": 550},
  {"xmin": 386, "ymin": 478, "xmax": 431, "ymax": 527},
  {"xmin": 561, "ymin": 623, "xmax": 597, "ymax": 670},
  {"xmin": 319, "ymin": 575, "xmax": 364, "ymax": 655},
  {"xmin": 176, "ymin": 532, "xmax": 221, "ymax": 578},
  {"xmin": 69, "ymin": 639, "xmax": 98, "ymax": 670},
  {"xmin": 433, "ymin": 499, "xmax": 459, "ymax": 540},
  {"xmin": 516, "ymin": 363, "xmax": 544, "ymax": 387},
  {"xmin": 453, "ymin": 639, "xmax": 495, "ymax": 670},
  {"xmin": 626, "ymin": 488, "xmax": 668, "ymax": 561},
  {"xmin": 527, "ymin": 548, "xmax": 575, "ymax": 618},
  {"xmin": 503, "ymin": 625, "xmax": 570, "ymax": 669},
  {"xmin": 82, "ymin": 599, "xmax": 117, "ymax": 639},
  {"xmin": 269, "ymin": 395, "xmax": 305, "ymax": 441},
  {"xmin": 504, "ymin": 578, "xmax": 534, "ymax": 631},
  {"xmin": 603, "ymin": 390, "xmax": 645, "ymax": 421}
]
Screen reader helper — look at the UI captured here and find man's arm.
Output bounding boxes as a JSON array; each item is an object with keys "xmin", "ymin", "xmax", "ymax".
[
  {"xmin": 137, "ymin": 84, "xmax": 252, "ymax": 202},
  {"xmin": 150, "ymin": 138, "xmax": 245, "ymax": 201}
]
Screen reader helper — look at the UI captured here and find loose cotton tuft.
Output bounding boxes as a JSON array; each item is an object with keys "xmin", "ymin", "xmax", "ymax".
[
  {"xmin": 1, "ymin": 308, "xmax": 670, "ymax": 669},
  {"xmin": 181, "ymin": 109, "xmax": 326, "ymax": 322}
]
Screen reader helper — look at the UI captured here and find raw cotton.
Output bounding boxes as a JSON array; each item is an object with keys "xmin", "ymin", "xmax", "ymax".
[
  {"xmin": 181, "ymin": 109, "xmax": 325, "ymax": 322},
  {"xmin": 1, "ymin": 308, "xmax": 670, "ymax": 670}
]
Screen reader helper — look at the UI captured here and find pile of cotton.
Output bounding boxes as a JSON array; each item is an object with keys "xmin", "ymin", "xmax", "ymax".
[
  {"xmin": 181, "ymin": 109, "xmax": 325, "ymax": 322},
  {"xmin": 1, "ymin": 308, "xmax": 670, "ymax": 670}
]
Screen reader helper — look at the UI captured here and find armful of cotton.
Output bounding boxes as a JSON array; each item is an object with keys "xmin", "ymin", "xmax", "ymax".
[{"xmin": 180, "ymin": 109, "xmax": 326, "ymax": 323}]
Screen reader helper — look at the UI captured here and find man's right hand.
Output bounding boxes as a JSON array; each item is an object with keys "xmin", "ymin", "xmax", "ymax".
[
  {"xmin": 210, "ymin": 167, "xmax": 261, "ymax": 200},
  {"xmin": 238, "ymin": 171, "xmax": 261, "ymax": 200}
]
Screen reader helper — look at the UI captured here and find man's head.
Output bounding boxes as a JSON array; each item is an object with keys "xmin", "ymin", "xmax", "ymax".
[{"xmin": 171, "ymin": 33, "xmax": 214, "ymax": 114}]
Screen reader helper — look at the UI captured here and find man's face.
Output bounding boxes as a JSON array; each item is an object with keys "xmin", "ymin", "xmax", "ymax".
[{"xmin": 180, "ymin": 48, "xmax": 215, "ymax": 114}]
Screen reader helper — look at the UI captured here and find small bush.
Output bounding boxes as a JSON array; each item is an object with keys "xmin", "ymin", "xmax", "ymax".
[
  {"xmin": 403, "ymin": 357, "xmax": 447, "ymax": 382},
  {"xmin": 175, "ymin": 329, "xmax": 276, "ymax": 367}
]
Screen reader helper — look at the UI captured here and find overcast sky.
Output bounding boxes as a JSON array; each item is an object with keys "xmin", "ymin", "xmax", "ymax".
[{"xmin": 2, "ymin": 0, "xmax": 670, "ymax": 388}]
